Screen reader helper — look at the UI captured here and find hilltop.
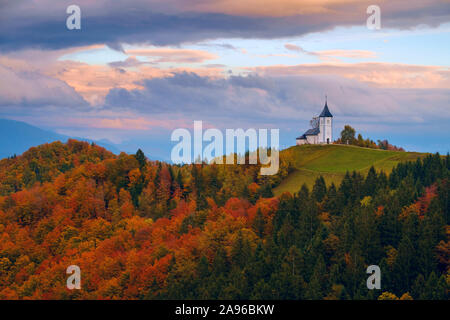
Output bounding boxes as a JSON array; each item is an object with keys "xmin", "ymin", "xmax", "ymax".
[
  {"xmin": 274, "ymin": 144, "xmax": 426, "ymax": 196},
  {"xmin": 0, "ymin": 139, "xmax": 116, "ymax": 195}
]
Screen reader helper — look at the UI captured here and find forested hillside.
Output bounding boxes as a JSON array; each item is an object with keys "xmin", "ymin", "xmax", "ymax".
[{"xmin": 0, "ymin": 141, "xmax": 448, "ymax": 299}]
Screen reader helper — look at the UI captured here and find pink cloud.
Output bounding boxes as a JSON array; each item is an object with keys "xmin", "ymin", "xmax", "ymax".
[
  {"xmin": 249, "ymin": 62, "xmax": 450, "ymax": 89},
  {"xmin": 63, "ymin": 116, "xmax": 194, "ymax": 131},
  {"xmin": 284, "ymin": 44, "xmax": 377, "ymax": 62},
  {"xmin": 45, "ymin": 60, "xmax": 224, "ymax": 106},
  {"xmin": 125, "ymin": 48, "xmax": 218, "ymax": 63},
  {"xmin": 0, "ymin": 63, "xmax": 86, "ymax": 108}
]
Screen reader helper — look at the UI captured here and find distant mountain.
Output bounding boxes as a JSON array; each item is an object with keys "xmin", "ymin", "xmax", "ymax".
[{"xmin": 0, "ymin": 118, "xmax": 120, "ymax": 159}]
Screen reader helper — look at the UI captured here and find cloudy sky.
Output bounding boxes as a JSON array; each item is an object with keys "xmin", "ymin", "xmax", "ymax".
[{"xmin": 0, "ymin": 0, "xmax": 449, "ymax": 159}]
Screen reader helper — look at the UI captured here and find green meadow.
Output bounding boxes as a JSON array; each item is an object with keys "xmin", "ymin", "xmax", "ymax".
[{"xmin": 273, "ymin": 144, "xmax": 426, "ymax": 196}]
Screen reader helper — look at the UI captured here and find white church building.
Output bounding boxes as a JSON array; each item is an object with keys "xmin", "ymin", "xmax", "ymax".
[{"xmin": 296, "ymin": 99, "xmax": 333, "ymax": 145}]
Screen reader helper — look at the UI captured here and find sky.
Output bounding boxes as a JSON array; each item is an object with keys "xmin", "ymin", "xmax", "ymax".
[{"xmin": 0, "ymin": 0, "xmax": 449, "ymax": 160}]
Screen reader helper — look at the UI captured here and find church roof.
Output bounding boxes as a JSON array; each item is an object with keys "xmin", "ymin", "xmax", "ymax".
[
  {"xmin": 303, "ymin": 127, "xmax": 320, "ymax": 136},
  {"xmin": 319, "ymin": 101, "xmax": 333, "ymax": 117},
  {"xmin": 296, "ymin": 134, "xmax": 306, "ymax": 140}
]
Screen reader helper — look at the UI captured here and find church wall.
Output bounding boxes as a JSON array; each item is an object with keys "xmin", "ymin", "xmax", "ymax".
[{"xmin": 306, "ymin": 135, "xmax": 318, "ymax": 144}]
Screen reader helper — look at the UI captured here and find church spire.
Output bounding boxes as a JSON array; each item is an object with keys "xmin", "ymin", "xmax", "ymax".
[{"xmin": 319, "ymin": 96, "xmax": 333, "ymax": 117}]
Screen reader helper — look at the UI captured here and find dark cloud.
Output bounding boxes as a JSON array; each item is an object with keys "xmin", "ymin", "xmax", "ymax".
[
  {"xmin": 0, "ymin": 1, "xmax": 449, "ymax": 51},
  {"xmin": 0, "ymin": 8, "xmax": 285, "ymax": 51},
  {"xmin": 196, "ymin": 43, "xmax": 238, "ymax": 50}
]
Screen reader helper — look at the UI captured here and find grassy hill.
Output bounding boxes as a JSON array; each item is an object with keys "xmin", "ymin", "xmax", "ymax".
[{"xmin": 274, "ymin": 144, "xmax": 426, "ymax": 196}]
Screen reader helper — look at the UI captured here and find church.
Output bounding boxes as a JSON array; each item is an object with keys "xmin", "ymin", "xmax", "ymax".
[{"xmin": 296, "ymin": 99, "xmax": 333, "ymax": 145}]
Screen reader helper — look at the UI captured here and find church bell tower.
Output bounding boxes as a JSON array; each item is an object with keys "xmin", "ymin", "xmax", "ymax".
[{"xmin": 319, "ymin": 97, "xmax": 333, "ymax": 144}]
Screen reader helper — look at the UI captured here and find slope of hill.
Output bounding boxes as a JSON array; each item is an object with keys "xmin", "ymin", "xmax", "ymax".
[
  {"xmin": 0, "ymin": 119, "xmax": 119, "ymax": 159},
  {"xmin": 274, "ymin": 144, "xmax": 426, "ymax": 196}
]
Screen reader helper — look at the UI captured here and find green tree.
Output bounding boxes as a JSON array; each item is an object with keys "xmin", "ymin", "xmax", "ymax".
[
  {"xmin": 312, "ymin": 176, "xmax": 327, "ymax": 202},
  {"xmin": 364, "ymin": 166, "xmax": 378, "ymax": 196},
  {"xmin": 340, "ymin": 125, "xmax": 356, "ymax": 145},
  {"xmin": 135, "ymin": 149, "xmax": 147, "ymax": 169}
]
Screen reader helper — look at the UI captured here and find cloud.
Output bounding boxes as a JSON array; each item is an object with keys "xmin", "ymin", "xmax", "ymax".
[
  {"xmin": 0, "ymin": 63, "xmax": 87, "ymax": 108},
  {"xmin": 1, "ymin": 62, "xmax": 447, "ymax": 154},
  {"xmin": 1, "ymin": 0, "xmax": 449, "ymax": 51},
  {"xmin": 125, "ymin": 48, "xmax": 218, "ymax": 63},
  {"xmin": 65, "ymin": 116, "xmax": 191, "ymax": 131},
  {"xmin": 317, "ymin": 50, "xmax": 377, "ymax": 59},
  {"xmin": 284, "ymin": 44, "xmax": 377, "ymax": 61},
  {"xmin": 2, "ymin": 46, "xmax": 447, "ymax": 130},
  {"xmin": 197, "ymin": 43, "xmax": 239, "ymax": 50},
  {"xmin": 249, "ymin": 62, "xmax": 450, "ymax": 89},
  {"xmin": 284, "ymin": 44, "xmax": 309, "ymax": 54},
  {"xmin": 103, "ymin": 71, "xmax": 450, "ymax": 131},
  {"xmin": 43, "ymin": 59, "xmax": 223, "ymax": 106},
  {"xmin": 108, "ymin": 56, "xmax": 149, "ymax": 68}
]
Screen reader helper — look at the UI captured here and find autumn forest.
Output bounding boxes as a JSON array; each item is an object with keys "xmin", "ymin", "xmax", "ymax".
[{"xmin": 0, "ymin": 140, "xmax": 448, "ymax": 300}]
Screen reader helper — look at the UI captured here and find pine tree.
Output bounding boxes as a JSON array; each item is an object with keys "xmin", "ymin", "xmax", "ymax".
[
  {"xmin": 253, "ymin": 208, "xmax": 266, "ymax": 238},
  {"xmin": 364, "ymin": 166, "xmax": 378, "ymax": 196},
  {"xmin": 135, "ymin": 149, "xmax": 146, "ymax": 169},
  {"xmin": 305, "ymin": 256, "xmax": 326, "ymax": 300},
  {"xmin": 260, "ymin": 184, "xmax": 273, "ymax": 198},
  {"xmin": 312, "ymin": 176, "xmax": 327, "ymax": 202},
  {"xmin": 197, "ymin": 256, "xmax": 210, "ymax": 279},
  {"xmin": 392, "ymin": 235, "xmax": 416, "ymax": 294},
  {"xmin": 411, "ymin": 274, "xmax": 425, "ymax": 299}
]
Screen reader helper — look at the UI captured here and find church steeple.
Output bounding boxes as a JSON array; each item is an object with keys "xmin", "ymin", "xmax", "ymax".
[
  {"xmin": 296, "ymin": 96, "xmax": 334, "ymax": 146},
  {"xmin": 319, "ymin": 97, "xmax": 333, "ymax": 118}
]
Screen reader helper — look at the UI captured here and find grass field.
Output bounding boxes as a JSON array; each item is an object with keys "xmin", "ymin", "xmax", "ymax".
[{"xmin": 273, "ymin": 144, "xmax": 426, "ymax": 196}]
